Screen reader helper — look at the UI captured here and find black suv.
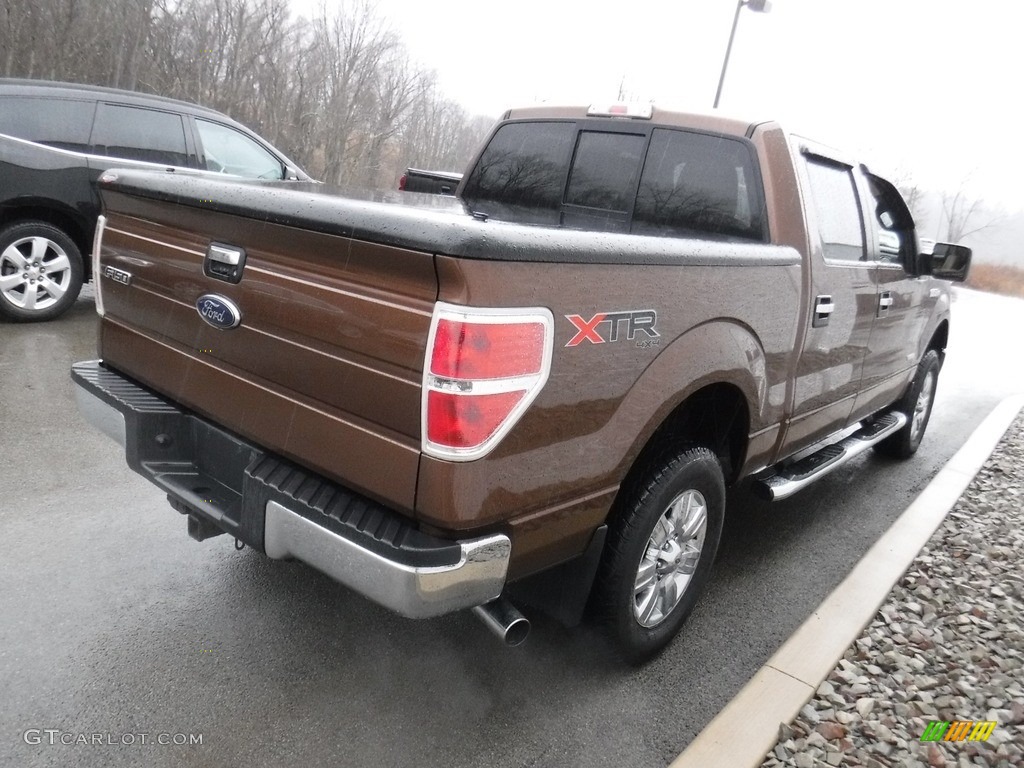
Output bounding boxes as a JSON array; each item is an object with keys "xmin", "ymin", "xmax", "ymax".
[{"xmin": 0, "ymin": 79, "xmax": 310, "ymax": 321}]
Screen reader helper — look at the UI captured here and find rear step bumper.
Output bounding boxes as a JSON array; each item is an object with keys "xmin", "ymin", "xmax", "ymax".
[
  {"xmin": 753, "ymin": 411, "xmax": 908, "ymax": 501},
  {"xmin": 71, "ymin": 360, "xmax": 511, "ymax": 619}
]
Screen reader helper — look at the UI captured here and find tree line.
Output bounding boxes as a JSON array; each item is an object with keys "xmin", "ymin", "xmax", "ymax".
[{"xmin": 1, "ymin": 0, "xmax": 493, "ymax": 187}]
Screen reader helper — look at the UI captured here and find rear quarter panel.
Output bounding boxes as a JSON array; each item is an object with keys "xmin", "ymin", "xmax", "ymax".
[
  {"xmin": 417, "ymin": 247, "xmax": 802, "ymax": 577},
  {"xmin": 0, "ymin": 135, "xmax": 97, "ymax": 247}
]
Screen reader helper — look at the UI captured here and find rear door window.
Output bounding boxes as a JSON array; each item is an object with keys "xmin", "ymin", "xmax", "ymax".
[
  {"xmin": 633, "ymin": 128, "xmax": 765, "ymax": 241},
  {"xmin": 90, "ymin": 103, "xmax": 189, "ymax": 167},
  {"xmin": 0, "ymin": 96, "xmax": 95, "ymax": 152},
  {"xmin": 803, "ymin": 158, "xmax": 866, "ymax": 261},
  {"xmin": 195, "ymin": 119, "xmax": 283, "ymax": 179},
  {"xmin": 461, "ymin": 121, "xmax": 576, "ymax": 225}
]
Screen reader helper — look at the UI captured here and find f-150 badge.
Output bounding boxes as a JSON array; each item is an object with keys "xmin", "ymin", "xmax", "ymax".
[
  {"xmin": 102, "ymin": 265, "xmax": 132, "ymax": 286},
  {"xmin": 565, "ymin": 310, "xmax": 659, "ymax": 347},
  {"xmin": 196, "ymin": 294, "xmax": 242, "ymax": 330}
]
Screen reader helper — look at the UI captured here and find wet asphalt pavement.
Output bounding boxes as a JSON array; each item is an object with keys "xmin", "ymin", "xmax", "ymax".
[{"xmin": 2, "ymin": 286, "xmax": 1023, "ymax": 768}]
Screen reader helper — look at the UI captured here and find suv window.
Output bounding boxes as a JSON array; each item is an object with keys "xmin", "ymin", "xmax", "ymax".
[
  {"xmin": 804, "ymin": 158, "xmax": 865, "ymax": 261},
  {"xmin": 0, "ymin": 96, "xmax": 95, "ymax": 152},
  {"xmin": 633, "ymin": 128, "xmax": 764, "ymax": 241},
  {"xmin": 461, "ymin": 121, "xmax": 576, "ymax": 225},
  {"xmin": 195, "ymin": 119, "xmax": 283, "ymax": 179},
  {"xmin": 90, "ymin": 103, "xmax": 188, "ymax": 167}
]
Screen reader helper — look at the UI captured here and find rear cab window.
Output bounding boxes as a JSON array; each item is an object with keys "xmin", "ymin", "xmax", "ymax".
[
  {"xmin": 461, "ymin": 121, "xmax": 576, "ymax": 225},
  {"xmin": 563, "ymin": 131, "xmax": 646, "ymax": 233},
  {"xmin": 90, "ymin": 103, "xmax": 189, "ymax": 167},
  {"xmin": 462, "ymin": 119, "xmax": 767, "ymax": 242}
]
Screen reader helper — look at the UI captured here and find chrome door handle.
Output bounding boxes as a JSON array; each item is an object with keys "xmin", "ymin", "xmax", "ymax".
[
  {"xmin": 208, "ymin": 244, "xmax": 242, "ymax": 266},
  {"xmin": 203, "ymin": 242, "xmax": 247, "ymax": 283},
  {"xmin": 878, "ymin": 291, "xmax": 893, "ymax": 317},
  {"xmin": 813, "ymin": 295, "xmax": 833, "ymax": 328}
]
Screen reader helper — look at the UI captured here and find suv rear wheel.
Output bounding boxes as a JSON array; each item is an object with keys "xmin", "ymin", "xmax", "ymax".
[
  {"xmin": 0, "ymin": 221, "xmax": 84, "ymax": 322},
  {"xmin": 590, "ymin": 445, "xmax": 725, "ymax": 663}
]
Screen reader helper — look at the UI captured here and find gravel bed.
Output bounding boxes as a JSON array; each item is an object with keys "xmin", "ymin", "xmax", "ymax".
[{"xmin": 760, "ymin": 414, "xmax": 1024, "ymax": 768}]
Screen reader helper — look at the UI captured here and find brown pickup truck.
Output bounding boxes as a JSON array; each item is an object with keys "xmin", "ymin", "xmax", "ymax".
[{"xmin": 72, "ymin": 104, "xmax": 971, "ymax": 662}]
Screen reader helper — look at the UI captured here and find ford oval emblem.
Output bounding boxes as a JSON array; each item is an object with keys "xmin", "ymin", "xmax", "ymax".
[{"xmin": 196, "ymin": 294, "xmax": 241, "ymax": 329}]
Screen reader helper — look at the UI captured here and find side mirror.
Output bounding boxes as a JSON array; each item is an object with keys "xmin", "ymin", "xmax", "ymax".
[{"xmin": 928, "ymin": 242, "xmax": 972, "ymax": 282}]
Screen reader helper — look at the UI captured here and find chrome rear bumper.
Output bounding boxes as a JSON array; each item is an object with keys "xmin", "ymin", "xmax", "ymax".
[
  {"xmin": 72, "ymin": 359, "xmax": 511, "ymax": 619},
  {"xmin": 263, "ymin": 500, "xmax": 510, "ymax": 618}
]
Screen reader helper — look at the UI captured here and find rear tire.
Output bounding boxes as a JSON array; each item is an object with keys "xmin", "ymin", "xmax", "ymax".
[
  {"xmin": 874, "ymin": 349, "xmax": 941, "ymax": 459},
  {"xmin": 590, "ymin": 446, "xmax": 725, "ymax": 664},
  {"xmin": 0, "ymin": 221, "xmax": 84, "ymax": 322}
]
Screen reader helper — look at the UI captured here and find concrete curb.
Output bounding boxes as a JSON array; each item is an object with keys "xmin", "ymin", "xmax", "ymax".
[{"xmin": 670, "ymin": 393, "xmax": 1024, "ymax": 768}]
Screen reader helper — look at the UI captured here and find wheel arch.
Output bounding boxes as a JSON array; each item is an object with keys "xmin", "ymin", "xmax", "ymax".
[
  {"xmin": 606, "ymin": 319, "xmax": 767, "ymax": 496},
  {"xmin": 928, "ymin": 318, "xmax": 949, "ymax": 361},
  {"xmin": 0, "ymin": 201, "xmax": 93, "ymax": 277},
  {"xmin": 618, "ymin": 382, "xmax": 751, "ymax": 496}
]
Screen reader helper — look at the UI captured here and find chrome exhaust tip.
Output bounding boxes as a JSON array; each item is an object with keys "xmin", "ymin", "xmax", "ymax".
[{"xmin": 472, "ymin": 598, "xmax": 530, "ymax": 647}]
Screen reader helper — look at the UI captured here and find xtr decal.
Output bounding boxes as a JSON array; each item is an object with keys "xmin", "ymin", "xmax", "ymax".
[{"xmin": 565, "ymin": 310, "xmax": 659, "ymax": 347}]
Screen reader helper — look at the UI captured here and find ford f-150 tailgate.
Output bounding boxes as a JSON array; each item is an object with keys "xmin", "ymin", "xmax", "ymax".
[{"xmin": 88, "ymin": 171, "xmax": 438, "ymax": 514}]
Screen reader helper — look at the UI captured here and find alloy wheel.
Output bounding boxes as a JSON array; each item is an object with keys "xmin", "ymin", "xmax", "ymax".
[
  {"xmin": 0, "ymin": 235, "xmax": 74, "ymax": 312},
  {"xmin": 633, "ymin": 489, "xmax": 708, "ymax": 628}
]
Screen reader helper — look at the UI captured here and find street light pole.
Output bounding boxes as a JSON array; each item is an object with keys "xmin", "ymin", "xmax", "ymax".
[{"xmin": 713, "ymin": 0, "xmax": 771, "ymax": 110}]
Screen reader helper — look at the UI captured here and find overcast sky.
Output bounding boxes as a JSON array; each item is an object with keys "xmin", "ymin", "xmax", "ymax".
[{"xmin": 296, "ymin": 0, "xmax": 1021, "ymax": 216}]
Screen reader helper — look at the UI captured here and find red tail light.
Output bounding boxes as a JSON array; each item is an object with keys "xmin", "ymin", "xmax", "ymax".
[
  {"xmin": 399, "ymin": 173, "xmax": 407, "ymax": 191},
  {"xmin": 422, "ymin": 303, "xmax": 554, "ymax": 460},
  {"xmin": 431, "ymin": 319, "xmax": 546, "ymax": 380}
]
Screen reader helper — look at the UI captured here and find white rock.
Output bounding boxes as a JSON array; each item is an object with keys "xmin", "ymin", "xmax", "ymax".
[{"xmin": 856, "ymin": 698, "xmax": 875, "ymax": 717}]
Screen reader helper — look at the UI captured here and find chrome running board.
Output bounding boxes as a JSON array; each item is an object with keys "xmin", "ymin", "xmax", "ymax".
[{"xmin": 753, "ymin": 411, "xmax": 908, "ymax": 501}]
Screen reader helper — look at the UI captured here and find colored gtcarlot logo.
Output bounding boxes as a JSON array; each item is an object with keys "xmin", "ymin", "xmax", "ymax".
[
  {"xmin": 565, "ymin": 310, "xmax": 659, "ymax": 347},
  {"xmin": 920, "ymin": 720, "xmax": 996, "ymax": 742}
]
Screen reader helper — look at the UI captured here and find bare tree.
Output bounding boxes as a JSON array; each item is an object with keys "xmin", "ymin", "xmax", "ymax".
[
  {"xmin": 1, "ymin": 0, "xmax": 491, "ymax": 191},
  {"xmin": 892, "ymin": 174, "xmax": 928, "ymax": 226},
  {"xmin": 400, "ymin": 84, "xmax": 493, "ymax": 177},
  {"xmin": 352, "ymin": 47, "xmax": 424, "ymax": 187},
  {"xmin": 940, "ymin": 182, "xmax": 1002, "ymax": 243},
  {"xmin": 306, "ymin": 1, "xmax": 399, "ymax": 184}
]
